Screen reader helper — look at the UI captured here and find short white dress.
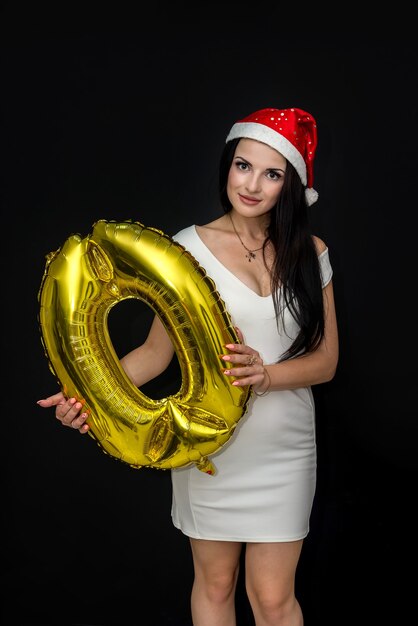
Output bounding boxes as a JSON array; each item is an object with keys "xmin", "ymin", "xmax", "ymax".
[{"xmin": 170, "ymin": 225, "xmax": 333, "ymax": 542}]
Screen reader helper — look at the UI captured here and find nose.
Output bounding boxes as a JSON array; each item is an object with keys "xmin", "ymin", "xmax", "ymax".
[{"xmin": 245, "ymin": 172, "xmax": 262, "ymax": 193}]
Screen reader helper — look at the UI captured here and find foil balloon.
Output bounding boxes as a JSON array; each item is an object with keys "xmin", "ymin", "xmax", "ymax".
[{"xmin": 38, "ymin": 220, "xmax": 251, "ymax": 474}]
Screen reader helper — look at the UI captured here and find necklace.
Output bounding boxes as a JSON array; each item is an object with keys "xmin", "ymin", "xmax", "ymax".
[{"xmin": 229, "ymin": 213, "xmax": 265, "ymax": 262}]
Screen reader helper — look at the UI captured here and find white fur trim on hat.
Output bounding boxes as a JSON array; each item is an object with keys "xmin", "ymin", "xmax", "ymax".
[{"xmin": 305, "ymin": 187, "xmax": 319, "ymax": 206}]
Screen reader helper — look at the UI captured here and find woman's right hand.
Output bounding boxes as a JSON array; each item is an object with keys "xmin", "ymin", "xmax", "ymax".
[{"xmin": 37, "ymin": 392, "xmax": 90, "ymax": 433}]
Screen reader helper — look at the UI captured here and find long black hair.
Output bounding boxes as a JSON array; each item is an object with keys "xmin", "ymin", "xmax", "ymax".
[{"xmin": 219, "ymin": 137, "xmax": 325, "ymax": 363}]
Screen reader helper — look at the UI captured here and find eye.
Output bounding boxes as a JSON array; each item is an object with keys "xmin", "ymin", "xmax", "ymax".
[
  {"xmin": 266, "ymin": 170, "xmax": 283, "ymax": 181},
  {"xmin": 235, "ymin": 160, "xmax": 249, "ymax": 171}
]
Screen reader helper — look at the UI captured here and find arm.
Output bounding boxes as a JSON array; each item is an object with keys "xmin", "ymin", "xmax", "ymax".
[
  {"xmin": 265, "ymin": 278, "xmax": 338, "ymax": 389},
  {"xmin": 37, "ymin": 314, "xmax": 175, "ymax": 432},
  {"xmin": 222, "ymin": 278, "xmax": 339, "ymax": 391},
  {"xmin": 120, "ymin": 314, "xmax": 175, "ymax": 387}
]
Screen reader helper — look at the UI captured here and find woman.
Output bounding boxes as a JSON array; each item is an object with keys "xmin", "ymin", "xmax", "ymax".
[{"xmin": 38, "ymin": 106, "xmax": 339, "ymax": 625}]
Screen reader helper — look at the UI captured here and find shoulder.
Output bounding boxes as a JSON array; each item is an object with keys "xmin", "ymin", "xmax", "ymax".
[
  {"xmin": 312, "ymin": 235, "xmax": 327, "ymax": 255},
  {"xmin": 312, "ymin": 236, "xmax": 333, "ymax": 287},
  {"xmin": 172, "ymin": 224, "xmax": 196, "ymax": 242}
]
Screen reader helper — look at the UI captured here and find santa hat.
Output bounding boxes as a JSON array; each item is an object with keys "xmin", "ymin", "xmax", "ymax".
[{"xmin": 226, "ymin": 107, "xmax": 319, "ymax": 206}]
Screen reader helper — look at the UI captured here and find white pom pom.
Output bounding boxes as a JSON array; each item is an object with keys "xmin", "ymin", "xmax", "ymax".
[{"xmin": 305, "ymin": 187, "xmax": 319, "ymax": 206}]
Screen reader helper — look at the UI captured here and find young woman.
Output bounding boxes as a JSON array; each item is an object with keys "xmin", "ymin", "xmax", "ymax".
[{"xmin": 38, "ymin": 107, "xmax": 339, "ymax": 625}]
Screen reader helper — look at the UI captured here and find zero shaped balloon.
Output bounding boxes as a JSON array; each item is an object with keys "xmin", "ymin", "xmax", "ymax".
[{"xmin": 38, "ymin": 219, "xmax": 251, "ymax": 474}]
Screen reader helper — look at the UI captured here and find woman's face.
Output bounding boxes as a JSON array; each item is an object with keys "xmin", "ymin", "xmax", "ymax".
[{"xmin": 227, "ymin": 138, "xmax": 287, "ymax": 216}]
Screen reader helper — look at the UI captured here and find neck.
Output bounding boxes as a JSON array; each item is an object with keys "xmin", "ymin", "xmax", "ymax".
[
  {"xmin": 228, "ymin": 212, "xmax": 268, "ymax": 238},
  {"xmin": 228, "ymin": 212, "xmax": 267, "ymax": 262}
]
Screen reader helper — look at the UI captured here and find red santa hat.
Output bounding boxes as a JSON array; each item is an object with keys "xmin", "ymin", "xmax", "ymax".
[{"xmin": 226, "ymin": 107, "xmax": 319, "ymax": 206}]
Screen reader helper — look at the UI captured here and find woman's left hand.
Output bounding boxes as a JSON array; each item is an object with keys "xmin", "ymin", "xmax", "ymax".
[{"xmin": 220, "ymin": 327, "xmax": 267, "ymax": 391}]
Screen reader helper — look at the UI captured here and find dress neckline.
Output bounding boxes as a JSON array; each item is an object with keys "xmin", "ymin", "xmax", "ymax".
[{"xmin": 191, "ymin": 225, "xmax": 273, "ymax": 300}]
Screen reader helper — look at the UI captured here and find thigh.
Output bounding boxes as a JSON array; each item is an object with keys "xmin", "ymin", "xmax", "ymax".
[
  {"xmin": 245, "ymin": 540, "xmax": 303, "ymax": 595},
  {"xmin": 190, "ymin": 538, "xmax": 243, "ymax": 579}
]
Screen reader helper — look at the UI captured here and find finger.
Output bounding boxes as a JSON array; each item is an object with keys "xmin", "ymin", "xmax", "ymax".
[
  {"xmin": 69, "ymin": 413, "xmax": 89, "ymax": 431},
  {"xmin": 37, "ymin": 393, "xmax": 90, "ymax": 433},
  {"xmin": 61, "ymin": 410, "xmax": 89, "ymax": 432},
  {"xmin": 59, "ymin": 407, "xmax": 90, "ymax": 433},
  {"xmin": 56, "ymin": 398, "xmax": 80, "ymax": 420},
  {"xmin": 58, "ymin": 400, "xmax": 83, "ymax": 426},
  {"xmin": 37, "ymin": 391, "xmax": 66, "ymax": 408},
  {"xmin": 79, "ymin": 422, "xmax": 90, "ymax": 434},
  {"xmin": 235, "ymin": 327, "xmax": 244, "ymax": 342},
  {"xmin": 231, "ymin": 374, "xmax": 257, "ymax": 387},
  {"xmin": 221, "ymin": 352, "xmax": 260, "ymax": 366},
  {"xmin": 223, "ymin": 343, "xmax": 241, "ymax": 352},
  {"xmin": 224, "ymin": 361, "xmax": 264, "ymax": 377}
]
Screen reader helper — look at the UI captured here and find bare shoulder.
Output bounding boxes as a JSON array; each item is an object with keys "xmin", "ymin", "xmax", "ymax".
[
  {"xmin": 312, "ymin": 234, "xmax": 327, "ymax": 255},
  {"xmin": 196, "ymin": 217, "xmax": 230, "ymax": 243}
]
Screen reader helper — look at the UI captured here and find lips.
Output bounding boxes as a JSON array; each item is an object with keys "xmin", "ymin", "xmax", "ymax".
[{"xmin": 238, "ymin": 194, "xmax": 261, "ymax": 205}]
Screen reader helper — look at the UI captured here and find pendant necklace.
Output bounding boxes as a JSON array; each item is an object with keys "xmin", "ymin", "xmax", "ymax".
[{"xmin": 229, "ymin": 213, "xmax": 265, "ymax": 262}]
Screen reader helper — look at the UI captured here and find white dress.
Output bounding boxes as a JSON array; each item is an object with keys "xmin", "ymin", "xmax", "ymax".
[{"xmin": 170, "ymin": 225, "xmax": 333, "ymax": 542}]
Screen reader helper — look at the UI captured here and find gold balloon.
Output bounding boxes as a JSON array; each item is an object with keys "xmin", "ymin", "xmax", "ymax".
[{"xmin": 38, "ymin": 220, "xmax": 251, "ymax": 474}]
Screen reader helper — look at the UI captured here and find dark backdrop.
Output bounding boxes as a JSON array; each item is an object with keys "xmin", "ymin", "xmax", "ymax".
[{"xmin": 2, "ymin": 23, "xmax": 417, "ymax": 626}]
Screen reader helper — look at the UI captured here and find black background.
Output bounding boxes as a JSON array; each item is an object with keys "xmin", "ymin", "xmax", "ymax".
[{"xmin": 2, "ymin": 18, "xmax": 418, "ymax": 626}]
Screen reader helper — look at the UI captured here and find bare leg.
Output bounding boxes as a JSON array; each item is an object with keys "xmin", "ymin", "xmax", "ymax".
[
  {"xmin": 189, "ymin": 538, "xmax": 243, "ymax": 626},
  {"xmin": 245, "ymin": 540, "xmax": 304, "ymax": 626}
]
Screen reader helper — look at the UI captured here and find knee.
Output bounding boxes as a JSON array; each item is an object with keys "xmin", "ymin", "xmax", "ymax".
[
  {"xmin": 199, "ymin": 568, "xmax": 239, "ymax": 604},
  {"xmin": 246, "ymin": 586, "xmax": 302, "ymax": 624}
]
